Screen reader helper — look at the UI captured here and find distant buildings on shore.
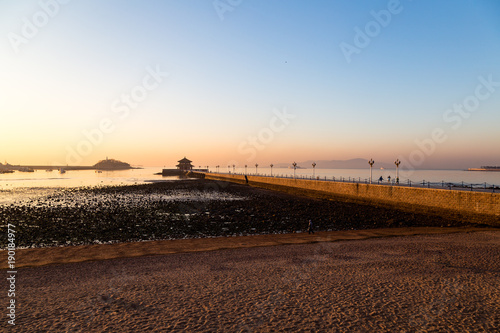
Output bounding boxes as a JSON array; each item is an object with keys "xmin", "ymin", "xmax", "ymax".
[{"xmin": 468, "ymin": 166, "xmax": 500, "ymax": 171}]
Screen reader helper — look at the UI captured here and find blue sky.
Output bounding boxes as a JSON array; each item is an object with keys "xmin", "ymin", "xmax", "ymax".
[{"xmin": 1, "ymin": 0, "xmax": 499, "ymax": 168}]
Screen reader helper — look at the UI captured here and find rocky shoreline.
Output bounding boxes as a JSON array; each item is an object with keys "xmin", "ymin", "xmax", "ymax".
[{"xmin": 0, "ymin": 179, "xmax": 487, "ymax": 248}]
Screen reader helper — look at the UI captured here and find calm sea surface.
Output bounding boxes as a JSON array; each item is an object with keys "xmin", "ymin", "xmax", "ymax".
[
  {"xmin": 0, "ymin": 167, "xmax": 169, "ymax": 189},
  {"xmin": 1, "ymin": 166, "xmax": 499, "ymax": 204},
  {"xmin": 227, "ymin": 167, "xmax": 500, "ymax": 186},
  {"xmin": 0, "ymin": 167, "xmax": 171, "ymax": 204},
  {"xmin": 1, "ymin": 166, "xmax": 500, "ymax": 189}
]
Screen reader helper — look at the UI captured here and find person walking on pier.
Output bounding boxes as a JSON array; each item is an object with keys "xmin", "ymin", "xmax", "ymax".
[{"xmin": 307, "ymin": 220, "xmax": 314, "ymax": 234}]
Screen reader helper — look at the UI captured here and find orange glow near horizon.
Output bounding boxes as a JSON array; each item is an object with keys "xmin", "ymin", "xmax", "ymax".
[{"xmin": 4, "ymin": 142, "xmax": 492, "ymax": 170}]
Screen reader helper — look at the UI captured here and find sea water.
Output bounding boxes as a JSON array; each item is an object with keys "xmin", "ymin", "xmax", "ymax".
[
  {"xmin": 227, "ymin": 167, "xmax": 500, "ymax": 187},
  {"xmin": 1, "ymin": 166, "xmax": 499, "ymax": 205},
  {"xmin": 0, "ymin": 167, "xmax": 172, "ymax": 204},
  {"xmin": 1, "ymin": 167, "xmax": 500, "ymax": 189}
]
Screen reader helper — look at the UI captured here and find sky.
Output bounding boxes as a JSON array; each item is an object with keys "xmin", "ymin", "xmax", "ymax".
[{"xmin": 1, "ymin": 0, "xmax": 499, "ymax": 169}]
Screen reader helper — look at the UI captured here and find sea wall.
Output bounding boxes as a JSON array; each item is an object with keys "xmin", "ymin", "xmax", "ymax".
[
  {"xmin": 162, "ymin": 169, "xmax": 184, "ymax": 176},
  {"xmin": 202, "ymin": 173, "xmax": 500, "ymax": 225}
]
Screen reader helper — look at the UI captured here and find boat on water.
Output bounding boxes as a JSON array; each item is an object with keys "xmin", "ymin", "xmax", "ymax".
[
  {"xmin": 0, "ymin": 170, "xmax": 15, "ymax": 174},
  {"xmin": 18, "ymin": 167, "xmax": 35, "ymax": 172},
  {"xmin": 59, "ymin": 168, "xmax": 66, "ymax": 174},
  {"xmin": 468, "ymin": 166, "xmax": 500, "ymax": 171}
]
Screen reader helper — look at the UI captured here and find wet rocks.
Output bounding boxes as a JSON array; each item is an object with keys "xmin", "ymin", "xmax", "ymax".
[{"xmin": 0, "ymin": 179, "xmax": 476, "ymax": 248}]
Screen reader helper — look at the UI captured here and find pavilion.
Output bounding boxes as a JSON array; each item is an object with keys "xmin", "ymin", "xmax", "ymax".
[
  {"xmin": 162, "ymin": 157, "xmax": 203, "ymax": 176},
  {"xmin": 176, "ymin": 157, "xmax": 194, "ymax": 171}
]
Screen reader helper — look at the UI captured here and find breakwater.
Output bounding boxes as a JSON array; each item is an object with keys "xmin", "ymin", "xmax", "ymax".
[{"xmin": 201, "ymin": 173, "xmax": 500, "ymax": 226}]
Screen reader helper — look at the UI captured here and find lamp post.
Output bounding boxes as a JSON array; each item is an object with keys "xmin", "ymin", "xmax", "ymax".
[
  {"xmin": 368, "ymin": 159, "xmax": 375, "ymax": 184},
  {"xmin": 255, "ymin": 163, "xmax": 258, "ymax": 175},
  {"xmin": 292, "ymin": 162, "xmax": 297, "ymax": 179},
  {"xmin": 245, "ymin": 165, "xmax": 247, "ymax": 175},
  {"xmin": 312, "ymin": 162, "xmax": 316, "ymax": 178},
  {"xmin": 394, "ymin": 159, "xmax": 401, "ymax": 184},
  {"xmin": 270, "ymin": 164, "xmax": 274, "ymax": 176},
  {"xmin": 232, "ymin": 164, "xmax": 235, "ymax": 173},
  {"xmin": 227, "ymin": 165, "xmax": 230, "ymax": 173},
  {"xmin": 216, "ymin": 165, "xmax": 219, "ymax": 173}
]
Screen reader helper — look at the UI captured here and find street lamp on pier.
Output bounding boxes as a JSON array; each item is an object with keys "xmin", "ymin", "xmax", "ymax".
[
  {"xmin": 292, "ymin": 162, "xmax": 297, "ymax": 179},
  {"xmin": 394, "ymin": 159, "xmax": 401, "ymax": 184},
  {"xmin": 270, "ymin": 164, "xmax": 274, "ymax": 176},
  {"xmin": 368, "ymin": 159, "xmax": 375, "ymax": 184},
  {"xmin": 245, "ymin": 165, "xmax": 247, "ymax": 175},
  {"xmin": 255, "ymin": 163, "xmax": 258, "ymax": 175},
  {"xmin": 232, "ymin": 164, "xmax": 235, "ymax": 173},
  {"xmin": 312, "ymin": 162, "xmax": 316, "ymax": 178}
]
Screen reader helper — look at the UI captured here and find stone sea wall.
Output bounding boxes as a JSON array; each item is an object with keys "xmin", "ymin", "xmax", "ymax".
[{"xmin": 201, "ymin": 173, "xmax": 500, "ymax": 225}]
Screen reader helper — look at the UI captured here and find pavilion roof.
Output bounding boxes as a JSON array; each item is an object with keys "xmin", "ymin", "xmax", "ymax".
[{"xmin": 178, "ymin": 157, "xmax": 192, "ymax": 163}]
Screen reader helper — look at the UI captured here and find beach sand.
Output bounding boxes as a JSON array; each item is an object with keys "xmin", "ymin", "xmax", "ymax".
[{"xmin": 7, "ymin": 230, "xmax": 500, "ymax": 332}]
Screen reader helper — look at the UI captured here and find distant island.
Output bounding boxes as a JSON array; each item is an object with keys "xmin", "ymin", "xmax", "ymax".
[
  {"xmin": 0, "ymin": 158, "xmax": 137, "ymax": 172},
  {"xmin": 94, "ymin": 158, "xmax": 133, "ymax": 170},
  {"xmin": 468, "ymin": 166, "xmax": 500, "ymax": 172}
]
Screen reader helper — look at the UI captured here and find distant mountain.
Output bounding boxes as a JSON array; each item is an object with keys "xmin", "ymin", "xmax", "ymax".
[{"xmin": 275, "ymin": 158, "xmax": 394, "ymax": 169}]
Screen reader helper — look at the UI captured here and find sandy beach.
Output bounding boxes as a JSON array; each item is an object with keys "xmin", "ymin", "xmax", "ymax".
[{"xmin": 6, "ymin": 230, "xmax": 500, "ymax": 332}]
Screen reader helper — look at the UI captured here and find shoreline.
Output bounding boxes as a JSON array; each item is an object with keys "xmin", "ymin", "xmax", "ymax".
[
  {"xmin": 0, "ymin": 165, "xmax": 142, "ymax": 171},
  {"xmin": 2, "ymin": 178, "xmax": 498, "ymax": 270},
  {"xmin": 2, "ymin": 226, "xmax": 497, "ymax": 269},
  {"xmin": 1, "ymin": 179, "xmax": 490, "ymax": 249}
]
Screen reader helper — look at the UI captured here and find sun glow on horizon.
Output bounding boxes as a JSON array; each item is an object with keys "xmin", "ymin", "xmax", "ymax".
[{"xmin": 1, "ymin": 1, "xmax": 499, "ymax": 169}]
